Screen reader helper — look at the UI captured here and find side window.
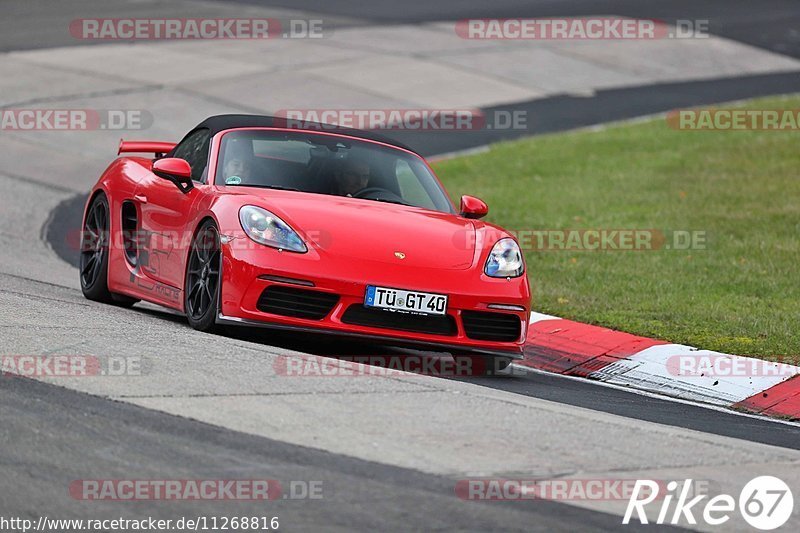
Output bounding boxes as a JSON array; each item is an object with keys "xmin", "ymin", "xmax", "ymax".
[{"xmin": 171, "ymin": 128, "xmax": 211, "ymax": 182}]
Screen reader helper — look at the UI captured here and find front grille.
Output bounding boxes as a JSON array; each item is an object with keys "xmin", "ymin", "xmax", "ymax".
[
  {"xmin": 257, "ymin": 285, "xmax": 339, "ymax": 320},
  {"xmin": 461, "ymin": 311, "xmax": 521, "ymax": 342},
  {"xmin": 341, "ymin": 305, "xmax": 457, "ymax": 336}
]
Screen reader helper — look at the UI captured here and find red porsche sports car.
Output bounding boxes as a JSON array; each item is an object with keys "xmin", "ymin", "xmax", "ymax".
[{"xmin": 80, "ymin": 115, "xmax": 530, "ymax": 368}]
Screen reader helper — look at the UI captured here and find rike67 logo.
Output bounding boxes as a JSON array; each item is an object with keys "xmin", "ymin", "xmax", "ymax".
[{"xmin": 624, "ymin": 476, "xmax": 794, "ymax": 530}]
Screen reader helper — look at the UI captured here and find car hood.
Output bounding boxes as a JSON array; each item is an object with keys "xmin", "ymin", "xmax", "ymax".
[{"xmin": 239, "ymin": 190, "xmax": 477, "ymax": 270}]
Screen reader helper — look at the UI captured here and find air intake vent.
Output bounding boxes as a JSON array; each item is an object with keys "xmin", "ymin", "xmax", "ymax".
[
  {"xmin": 461, "ymin": 311, "xmax": 521, "ymax": 342},
  {"xmin": 121, "ymin": 201, "xmax": 138, "ymax": 266},
  {"xmin": 257, "ymin": 286, "xmax": 339, "ymax": 320},
  {"xmin": 341, "ymin": 305, "xmax": 457, "ymax": 336}
]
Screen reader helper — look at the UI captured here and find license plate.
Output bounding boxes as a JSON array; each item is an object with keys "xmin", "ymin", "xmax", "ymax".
[{"xmin": 365, "ymin": 286, "xmax": 448, "ymax": 316}]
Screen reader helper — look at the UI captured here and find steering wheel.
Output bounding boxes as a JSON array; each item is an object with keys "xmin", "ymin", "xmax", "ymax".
[
  {"xmin": 352, "ymin": 187, "xmax": 396, "ymax": 199},
  {"xmin": 352, "ymin": 187, "xmax": 411, "ymax": 206}
]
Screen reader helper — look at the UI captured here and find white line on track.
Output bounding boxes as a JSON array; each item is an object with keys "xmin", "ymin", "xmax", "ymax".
[{"xmin": 510, "ymin": 363, "xmax": 800, "ymax": 429}]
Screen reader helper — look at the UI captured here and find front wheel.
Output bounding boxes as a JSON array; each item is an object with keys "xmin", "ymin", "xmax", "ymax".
[{"xmin": 185, "ymin": 220, "xmax": 221, "ymax": 332}]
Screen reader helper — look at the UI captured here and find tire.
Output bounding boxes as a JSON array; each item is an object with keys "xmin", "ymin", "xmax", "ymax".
[
  {"xmin": 185, "ymin": 220, "xmax": 221, "ymax": 332},
  {"xmin": 80, "ymin": 193, "xmax": 141, "ymax": 307}
]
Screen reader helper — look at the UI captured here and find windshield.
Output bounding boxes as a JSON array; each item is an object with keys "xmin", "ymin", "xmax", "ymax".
[{"xmin": 215, "ymin": 130, "xmax": 454, "ymax": 213}]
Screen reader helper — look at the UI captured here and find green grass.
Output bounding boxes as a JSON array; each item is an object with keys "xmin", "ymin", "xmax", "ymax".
[{"xmin": 432, "ymin": 95, "xmax": 800, "ymax": 358}]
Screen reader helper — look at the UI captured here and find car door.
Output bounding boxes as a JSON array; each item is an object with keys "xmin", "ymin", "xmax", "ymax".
[{"xmin": 134, "ymin": 128, "xmax": 211, "ymax": 291}]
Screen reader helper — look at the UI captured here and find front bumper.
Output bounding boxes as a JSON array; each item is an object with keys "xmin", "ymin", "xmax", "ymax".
[{"xmin": 218, "ymin": 243, "xmax": 530, "ymax": 358}]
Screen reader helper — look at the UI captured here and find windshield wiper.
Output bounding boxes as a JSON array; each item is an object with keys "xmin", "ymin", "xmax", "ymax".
[{"xmin": 371, "ymin": 197, "xmax": 413, "ymax": 207}]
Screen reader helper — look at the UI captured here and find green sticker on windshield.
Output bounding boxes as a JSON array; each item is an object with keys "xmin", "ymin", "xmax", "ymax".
[{"xmin": 225, "ymin": 175, "xmax": 242, "ymax": 185}]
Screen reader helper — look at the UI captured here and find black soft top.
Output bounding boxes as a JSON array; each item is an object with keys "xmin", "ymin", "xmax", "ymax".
[{"xmin": 189, "ymin": 114, "xmax": 417, "ymax": 154}]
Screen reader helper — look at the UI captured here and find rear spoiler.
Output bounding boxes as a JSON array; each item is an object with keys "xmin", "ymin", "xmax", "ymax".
[{"xmin": 118, "ymin": 139, "xmax": 177, "ymax": 157}]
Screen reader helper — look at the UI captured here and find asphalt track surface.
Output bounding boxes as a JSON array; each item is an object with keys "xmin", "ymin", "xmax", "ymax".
[
  {"xmin": 220, "ymin": 0, "xmax": 800, "ymax": 62},
  {"xmin": 5, "ymin": 376, "xmax": 660, "ymax": 532},
  {"xmin": 6, "ymin": 0, "xmax": 800, "ymax": 58},
  {"xmin": 3, "ymin": 1, "xmax": 800, "ymax": 531}
]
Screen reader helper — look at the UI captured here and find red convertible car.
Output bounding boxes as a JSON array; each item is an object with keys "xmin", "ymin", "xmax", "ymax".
[{"xmin": 80, "ymin": 115, "xmax": 530, "ymax": 369}]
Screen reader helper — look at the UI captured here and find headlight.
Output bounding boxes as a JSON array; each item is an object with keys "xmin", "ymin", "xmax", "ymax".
[
  {"xmin": 239, "ymin": 205, "xmax": 307, "ymax": 253},
  {"xmin": 484, "ymin": 238, "xmax": 524, "ymax": 278}
]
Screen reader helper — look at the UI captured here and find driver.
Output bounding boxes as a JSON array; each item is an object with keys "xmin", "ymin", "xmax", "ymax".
[
  {"xmin": 334, "ymin": 158, "xmax": 370, "ymax": 197},
  {"xmin": 222, "ymin": 157, "xmax": 251, "ymax": 185}
]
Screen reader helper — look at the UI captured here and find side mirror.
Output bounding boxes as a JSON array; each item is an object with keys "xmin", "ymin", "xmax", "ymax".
[
  {"xmin": 152, "ymin": 158, "xmax": 194, "ymax": 193},
  {"xmin": 460, "ymin": 195, "xmax": 488, "ymax": 219}
]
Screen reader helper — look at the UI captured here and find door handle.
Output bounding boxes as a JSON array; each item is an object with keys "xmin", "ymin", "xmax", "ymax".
[{"xmin": 134, "ymin": 194, "xmax": 148, "ymax": 204}]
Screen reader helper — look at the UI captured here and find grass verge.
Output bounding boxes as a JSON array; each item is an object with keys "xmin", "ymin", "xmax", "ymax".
[{"xmin": 433, "ymin": 95, "xmax": 800, "ymax": 358}]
